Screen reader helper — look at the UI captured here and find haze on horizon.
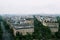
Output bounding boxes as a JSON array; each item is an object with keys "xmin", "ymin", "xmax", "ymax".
[{"xmin": 0, "ymin": 0, "xmax": 60, "ymax": 15}]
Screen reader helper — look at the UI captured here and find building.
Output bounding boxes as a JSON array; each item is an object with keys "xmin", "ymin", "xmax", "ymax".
[
  {"xmin": 7, "ymin": 15, "xmax": 34, "ymax": 36},
  {"xmin": 43, "ymin": 17, "xmax": 59, "ymax": 34},
  {"xmin": 36, "ymin": 15, "xmax": 59, "ymax": 34},
  {"xmin": 43, "ymin": 22, "xmax": 59, "ymax": 33},
  {"xmin": 13, "ymin": 19, "xmax": 34, "ymax": 36},
  {"xmin": 13, "ymin": 27, "xmax": 34, "ymax": 36}
]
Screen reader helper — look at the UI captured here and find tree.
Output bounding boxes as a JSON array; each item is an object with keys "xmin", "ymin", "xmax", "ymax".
[
  {"xmin": 15, "ymin": 32, "xmax": 23, "ymax": 40},
  {"xmin": 55, "ymin": 16, "xmax": 60, "ymax": 38},
  {"xmin": 33, "ymin": 16, "xmax": 52, "ymax": 40},
  {"xmin": 25, "ymin": 33, "xmax": 33, "ymax": 40},
  {"xmin": 0, "ymin": 21, "xmax": 3, "ymax": 40}
]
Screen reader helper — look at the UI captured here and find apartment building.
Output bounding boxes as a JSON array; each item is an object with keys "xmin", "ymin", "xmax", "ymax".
[
  {"xmin": 7, "ymin": 16, "xmax": 34, "ymax": 36},
  {"xmin": 36, "ymin": 15, "xmax": 59, "ymax": 34},
  {"xmin": 43, "ymin": 17, "xmax": 59, "ymax": 34}
]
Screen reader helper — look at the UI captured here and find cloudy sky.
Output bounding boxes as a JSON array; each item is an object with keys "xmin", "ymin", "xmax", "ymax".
[{"xmin": 0, "ymin": 0, "xmax": 60, "ymax": 15}]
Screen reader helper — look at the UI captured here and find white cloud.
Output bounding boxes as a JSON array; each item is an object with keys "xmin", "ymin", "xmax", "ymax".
[{"xmin": 0, "ymin": 0, "xmax": 60, "ymax": 14}]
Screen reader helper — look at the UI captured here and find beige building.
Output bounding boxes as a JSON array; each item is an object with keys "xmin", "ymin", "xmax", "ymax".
[
  {"xmin": 12, "ymin": 18, "xmax": 34, "ymax": 36},
  {"xmin": 13, "ymin": 27, "xmax": 34, "ymax": 36},
  {"xmin": 36, "ymin": 16, "xmax": 59, "ymax": 34},
  {"xmin": 43, "ymin": 22, "xmax": 59, "ymax": 33},
  {"xmin": 42, "ymin": 17, "xmax": 59, "ymax": 33},
  {"xmin": 4, "ymin": 15, "xmax": 34, "ymax": 36}
]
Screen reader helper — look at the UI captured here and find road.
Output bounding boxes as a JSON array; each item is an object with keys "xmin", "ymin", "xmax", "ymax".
[{"xmin": 1, "ymin": 22, "xmax": 14, "ymax": 40}]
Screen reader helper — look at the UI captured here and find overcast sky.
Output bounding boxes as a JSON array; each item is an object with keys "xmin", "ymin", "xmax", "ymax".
[{"xmin": 0, "ymin": 0, "xmax": 60, "ymax": 15}]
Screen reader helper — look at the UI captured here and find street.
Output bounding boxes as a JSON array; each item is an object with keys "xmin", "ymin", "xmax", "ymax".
[{"xmin": 1, "ymin": 22, "xmax": 14, "ymax": 40}]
